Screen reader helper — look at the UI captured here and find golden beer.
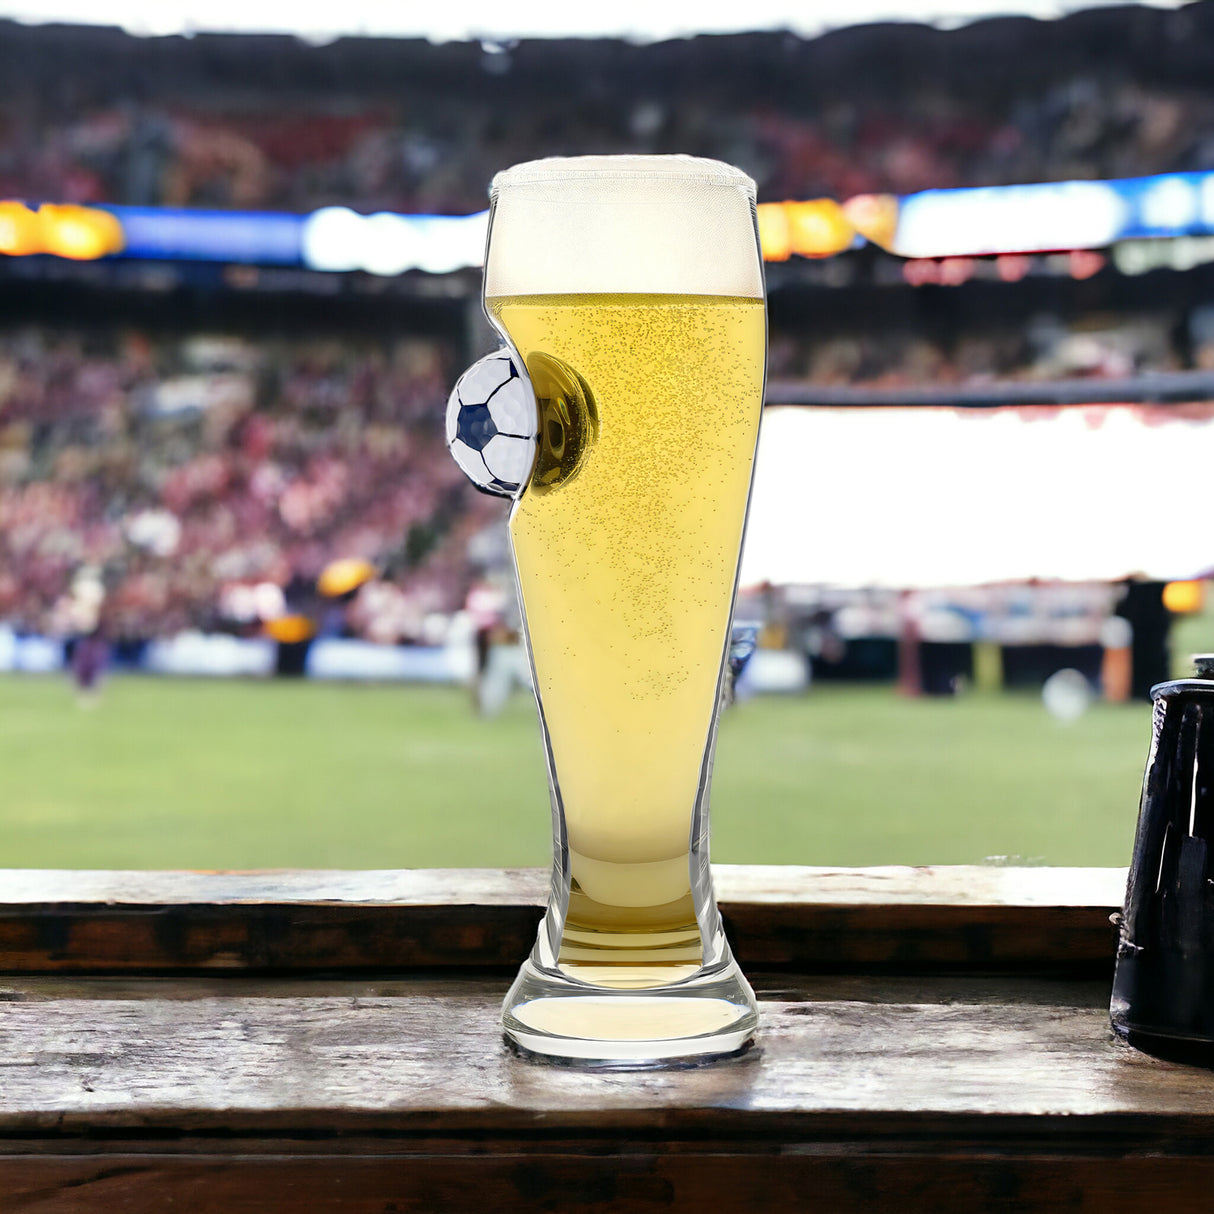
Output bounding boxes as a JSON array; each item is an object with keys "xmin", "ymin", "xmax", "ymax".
[
  {"xmin": 490, "ymin": 293, "xmax": 765, "ymax": 985},
  {"xmin": 486, "ymin": 155, "xmax": 764, "ymax": 1062}
]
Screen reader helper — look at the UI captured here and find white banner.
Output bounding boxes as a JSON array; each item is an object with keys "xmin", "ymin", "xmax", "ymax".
[{"xmin": 742, "ymin": 404, "xmax": 1214, "ymax": 588}]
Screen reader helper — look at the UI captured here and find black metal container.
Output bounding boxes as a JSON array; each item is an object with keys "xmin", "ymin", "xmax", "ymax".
[{"xmin": 1111, "ymin": 656, "xmax": 1214, "ymax": 1057}]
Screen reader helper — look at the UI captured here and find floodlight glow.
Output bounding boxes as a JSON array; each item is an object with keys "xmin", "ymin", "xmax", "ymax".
[
  {"xmin": 300, "ymin": 208, "xmax": 487, "ymax": 275},
  {"xmin": 1140, "ymin": 176, "xmax": 1200, "ymax": 230},
  {"xmin": 0, "ymin": 201, "xmax": 124, "ymax": 259},
  {"xmin": 893, "ymin": 181, "xmax": 1128, "ymax": 259},
  {"xmin": 298, "ymin": 207, "xmax": 364, "ymax": 271},
  {"xmin": 1163, "ymin": 580, "xmax": 1204, "ymax": 614},
  {"xmin": 17, "ymin": 170, "xmax": 1214, "ymax": 275}
]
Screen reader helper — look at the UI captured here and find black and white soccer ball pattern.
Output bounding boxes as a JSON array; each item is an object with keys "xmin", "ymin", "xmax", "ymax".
[{"xmin": 446, "ymin": 350, "xmax": 538, "ymax": 498}]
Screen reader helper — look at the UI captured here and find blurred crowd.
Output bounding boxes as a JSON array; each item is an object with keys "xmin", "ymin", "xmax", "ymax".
[
  {"xmin": 769, "ymin": 308, "xmax": 1214, "ymax": 386},
  {"xmin": 3, "ymin": 8, "xmax": 1214, "ymax": 215},
  {"xmin": 1, "ymin": 302, "xmax": 1203, "ymax": 644},
  {"xmin": 5, "ymin": 9, "xmax": 1214, "ymax": 644},
  {"xmin": 0, "ymin": 325, "xmax": 499, "ymax": 640}
]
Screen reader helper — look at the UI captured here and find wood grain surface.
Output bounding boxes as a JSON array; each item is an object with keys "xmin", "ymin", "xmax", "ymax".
[
  {"xmin": 0, "ymin": 861, "xmax": 1207, "ymax": 1214},
  {"xmin": 0, "ymin": 866, "xmax": 1127, "ymax": 974},
  {"xmin": 3, "ymin": 975, "xmax": 1210, "ymax": 1133},
  {"xmin": 1, "ymin": 969, "xmax": 1213, "ymax": 1212},
  {"xmin": 0, "ymin": 865, "xmax": 1126, "ymax": 907},
  {"xmin": 6, "ymin": 1152, "xmax": 1214, "ymax": 1214}
]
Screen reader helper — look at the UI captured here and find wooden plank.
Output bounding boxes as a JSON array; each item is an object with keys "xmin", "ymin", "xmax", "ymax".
[
  {"xmin": 2, "ymin": 971, "xmax": 1212, "ymax": 1211},
  {"xmin": 5, "ymin": 1152, "xmax": 1214, "ymax": 1214},
  {"xmin": 0, "ymin": 866, "xmax": 1126, "ymax": 908},
  {"xmin": 0, "ymin": 867, "xmax": 1127, "ymax": 974},
  {"xmin": 0, "ymin": 868, "xmax": 551, "ymax": 906},
  {"xmin": 1, "ymin": 978, "xmax": 1211, "ymax": 1135},
  {"xmin": 0, "ymin": 973, "xmax": 1115, "ymax": 1007}
]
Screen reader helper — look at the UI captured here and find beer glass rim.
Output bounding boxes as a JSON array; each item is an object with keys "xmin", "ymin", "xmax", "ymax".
[{"xmin": 491, "ymin": 155, "xmax": 756, "ymax": 199}]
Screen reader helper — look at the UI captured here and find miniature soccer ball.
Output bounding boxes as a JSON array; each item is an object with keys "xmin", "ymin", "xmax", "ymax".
[{"xmin": 446, "ymin": 350, "xmax": 538, "ymax": 498}]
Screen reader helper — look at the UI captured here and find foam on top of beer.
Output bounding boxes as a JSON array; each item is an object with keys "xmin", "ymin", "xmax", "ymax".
[{"xmin": 486, "ymin": 156, "xmax": 763, "ymax": 300}]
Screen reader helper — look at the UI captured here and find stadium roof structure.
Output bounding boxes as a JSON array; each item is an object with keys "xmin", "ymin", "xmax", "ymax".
[{"xmin": 0, "ymin": 0, "xmax": 1192, "ymax": 43}]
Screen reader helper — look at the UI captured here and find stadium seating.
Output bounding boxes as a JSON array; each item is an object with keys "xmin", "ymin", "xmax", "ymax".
[{"xmin": 0, "ymin": 326, "xmax": 500, "ymax": 640}]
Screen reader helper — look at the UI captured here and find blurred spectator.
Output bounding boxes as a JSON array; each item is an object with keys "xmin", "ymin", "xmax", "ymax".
[{"xmin": 69, "ymin": 625, "xmax": 108, "ymax": 705}]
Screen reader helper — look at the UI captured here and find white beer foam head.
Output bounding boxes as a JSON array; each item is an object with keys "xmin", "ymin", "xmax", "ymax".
[{"xmin": 486, "ymin": 156, "xmax": 762, "ymax": 299}]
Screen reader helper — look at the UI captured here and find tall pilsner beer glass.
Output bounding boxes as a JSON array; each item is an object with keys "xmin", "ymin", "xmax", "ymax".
[{"xmin": 489, "ymin": 156, "xmax": 764, "ymax": 1063}]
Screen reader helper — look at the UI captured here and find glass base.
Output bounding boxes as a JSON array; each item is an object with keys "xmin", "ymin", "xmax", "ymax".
[{"xmin": 502, "ymin": 954, "xmax": 758, "ymax": 1066}]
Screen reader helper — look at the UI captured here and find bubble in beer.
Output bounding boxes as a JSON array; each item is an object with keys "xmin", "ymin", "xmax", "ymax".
[{"xmin": 446, "ymin": 349, "xmax": 539, "ymax": 498}]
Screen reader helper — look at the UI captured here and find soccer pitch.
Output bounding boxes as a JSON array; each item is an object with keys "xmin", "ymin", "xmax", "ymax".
[{"xmin": 0, "ymin": 674, "xmax": 1150, "ymax": 871}]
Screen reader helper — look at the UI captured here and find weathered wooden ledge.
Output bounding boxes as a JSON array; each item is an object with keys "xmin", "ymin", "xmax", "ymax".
[
  {"xmin": 0, "ymin": 865, "xmax": 1126, "ymax": 974},
  {"xmin": 1, "ymin": 865, "xmax": 1212, "ymax": 1212}
]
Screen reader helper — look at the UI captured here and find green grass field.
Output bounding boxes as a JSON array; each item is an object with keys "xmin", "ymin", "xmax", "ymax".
[{"xmin": 0, "ymin": 673, "xmax": 1152, "ymax": 870}]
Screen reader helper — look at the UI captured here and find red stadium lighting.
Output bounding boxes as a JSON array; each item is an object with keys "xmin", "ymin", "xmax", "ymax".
[
  {"xmin": 938, "ymin": 257, "xmax": 975, "ymax": 286},
  {"xmin": 1069, "ymin": 250, "xmax": 1106, "ymax": 280},
  {"xmin": 996, "ymin": 254, "xmax": 1031, "ymax": 282},
  {"xmin": 902, "ymin": 259, "xmax": 939, "ymax": 286}
]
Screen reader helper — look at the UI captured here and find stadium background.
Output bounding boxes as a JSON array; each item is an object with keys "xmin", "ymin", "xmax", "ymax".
[{"xmin": 3, "ymin": 3, "xmax": 1214, "ymax": 868}]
